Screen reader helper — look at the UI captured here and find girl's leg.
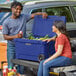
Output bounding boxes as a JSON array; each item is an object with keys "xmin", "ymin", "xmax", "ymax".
[
  {"xmin": 43, "ymin": 56, "xmax": 72, "ymax": 76},
  {"xmin": 37, "ymin": 60, "xmax": 45, "ymax": 76}
]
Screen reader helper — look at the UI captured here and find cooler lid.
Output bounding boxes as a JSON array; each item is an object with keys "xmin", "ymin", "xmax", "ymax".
[{"xmin": 32, "ymin": 15, "xmax": 66, "ymax": 37}]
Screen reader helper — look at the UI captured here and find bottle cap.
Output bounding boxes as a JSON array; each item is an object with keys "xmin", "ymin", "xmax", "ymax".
[
  {"xmin": 19, "ymin": 31, "xmax": 23, "ymax": 34},
  {"xmin": 9, "ymin": 66, "xmax": 12, "ymax": 71},
  {"xmin": 3, "ymin": 66, "xmax": 8, "ymax": 69},
  {"xmin": 10, "ymin": 66, "xmax": 12, "ymax": 69}
]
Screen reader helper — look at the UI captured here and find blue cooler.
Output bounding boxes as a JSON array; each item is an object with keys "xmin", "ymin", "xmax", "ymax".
[{"xmin": 14, "ymin": 15, "xmax": 66, "ymax": 61}]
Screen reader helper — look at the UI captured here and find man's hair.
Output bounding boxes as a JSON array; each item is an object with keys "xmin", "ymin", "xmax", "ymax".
[{"xmin": 11, "ymin": 1, "xmax": 23, "ymax": 10}]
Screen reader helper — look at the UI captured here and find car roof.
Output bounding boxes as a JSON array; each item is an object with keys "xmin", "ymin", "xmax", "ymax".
[{"xmin": 24, "ymin": 1, "xmax": 76, "ymax": 9}]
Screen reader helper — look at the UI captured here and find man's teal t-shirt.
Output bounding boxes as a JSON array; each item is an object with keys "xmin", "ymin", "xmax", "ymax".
[{"xmin": 2, "ymin": 14, "xmax": 31, "ymax": 44}]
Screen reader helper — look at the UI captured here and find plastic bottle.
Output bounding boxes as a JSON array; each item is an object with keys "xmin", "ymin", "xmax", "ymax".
[
  {"xmin": 3, "ymin": 69, "xmax": 6, "ymax": 76},
  {"xmin": 9, "ymin": 66, "xmax": 12, "ymax": 72},
  {"xmin": 19, "ymin": 31, "xmax": 23, "ymax": 34},
  {"xmin": 3, "ymin": 66, "xmax": 9, "ymax": 76},
  {"xmin": 12, "ymin": 66, "xmax": 17, "ymax": 73},
  {"xmin": 8, "ymin": 71, "xmax": 16, "ymax": 76},
  {"xmin": 8, "ymin": 66, "xmax": 17, "ymax": 76}
]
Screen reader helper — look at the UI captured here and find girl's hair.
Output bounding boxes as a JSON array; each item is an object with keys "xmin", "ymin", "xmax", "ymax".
[
  {"xmin": 11, "ymin": 1, "xmax": 23, "ymax": 10},
  {"xmin": 53, "ymin": 20, "xmax": 70, "ymax": 41}
]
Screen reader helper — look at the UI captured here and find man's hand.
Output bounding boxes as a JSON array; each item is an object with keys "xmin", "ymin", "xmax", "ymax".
[
  {"xmin": 17, "ymin": 31, "xmax": 23, "ymax": 38},
  {"xmin": 15, "ymin": 33, "xmax": 23, "ymax": 38},
  {"xmin": 18, "ymin": 33, "xmax": 23, "ymax": 38},
  {"xmin": 3, "ymin": 33, "xmax": 23, "ymax": 40},
  {"xmin": 42, "ymin": 12, "xmax": 48, "ymax": 18},
  {"xmin": 31, "ymin": 12, "xmax": 48, "ymax": 18},
  {"xmin": 18, "ymin": 31, "xmax": 23, "ymax": 38}
]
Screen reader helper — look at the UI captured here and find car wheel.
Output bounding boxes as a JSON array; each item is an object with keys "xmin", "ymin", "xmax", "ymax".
[{"xmin": 38, "ymin": 54, "xmax": 45, "ymax": 62}]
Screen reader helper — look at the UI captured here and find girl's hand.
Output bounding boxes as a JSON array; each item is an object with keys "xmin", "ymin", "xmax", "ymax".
[
  {"xmin": 43, "ymin": 39, "xmax": 48, "ymax": 42},
  {"xmin": 43, "ymin": 59, "xmax": 49, "ymax": 64},
  {"xmin": 43, "ymin": 38, "xmax": 52, "ymax": 43},
  {"xmin": 43, "ymin": 37, "xmax": 56, "ymax": 42}
]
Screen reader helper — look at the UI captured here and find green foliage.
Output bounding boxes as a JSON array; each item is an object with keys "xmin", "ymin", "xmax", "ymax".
[
  {"xmin": 28, "ymin": 33, "xmax": 35, "ymax": 40},
  {"xmin": 28, "ymin": 34, "xmax": 50, "ymax": 40}
]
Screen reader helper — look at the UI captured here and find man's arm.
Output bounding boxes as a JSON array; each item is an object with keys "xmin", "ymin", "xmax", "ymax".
[
  {"xmin": 3, "ymin": 34, "xmax": 23, "ymax": 40},
  {"xmin": 31, "ymin": 12, "xmax": 48, "ymax": 19}
]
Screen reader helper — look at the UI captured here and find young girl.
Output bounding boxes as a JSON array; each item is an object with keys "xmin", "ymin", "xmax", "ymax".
[{"xmin": 37, "ymin": 20, "xmax": 72, "ymax": 76}]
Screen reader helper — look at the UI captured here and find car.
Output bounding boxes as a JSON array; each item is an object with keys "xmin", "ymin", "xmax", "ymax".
[
  {"xmin": 22, "ymin": 0, "xmax": 76, "ymax": 39},
  {"xmin": 0, "ymin": 12, "xmax": 11, "ymax": 43},
  {"xmin": 0, "ymin": 7, "xmax": 11, "ymax": 42},
  {"xmin": 0, "ymin": 1, "xmax": 76, "ymax": 42},
  {"xmin": 1, "ymin": 1, "xmax": 76, "ymax": 38},
  {"xmin": 0, "ymin": 7, "xmax": 11, "ymax": 30},
  {"xmin": 1, "ymin": 0, "xmax": 76, "ymax": 48},
  {"xmin": 0, "ymin": 12, "xmax": 11, "ymax": 30}
]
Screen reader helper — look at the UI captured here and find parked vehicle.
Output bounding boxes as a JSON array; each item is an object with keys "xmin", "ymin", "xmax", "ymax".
[
  {"xmin": 22, "ymin": 0, "xmax": 76, "ymax": 38},
  {"xmin": 0, "ymin": 1, "xmax": 76, "ymax": 38},
  {"xmin": 21, "ymin": 1, "xmax": 76, "ymax": 75},
  {"xmin": 0, "ymin": 12, "xmax": 11, "ymax": 30}
]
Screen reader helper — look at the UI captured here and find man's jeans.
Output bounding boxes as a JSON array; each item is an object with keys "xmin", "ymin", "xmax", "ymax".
[
  {"xmin": 37, "ymin": 56, "xmax": 72, "ymax": 76},
  {"xmin": 7, "ymin": 43, "xmax": 24, "ymax": 74}
]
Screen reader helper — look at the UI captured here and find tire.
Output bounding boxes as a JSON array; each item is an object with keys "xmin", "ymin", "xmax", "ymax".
[
  {"xmin": 24, "ymin": 67, "xmax": 35, "ymax": 76},
  {"xmin": 59, "ymin": 72, "xmax": 66, "ymax": 76},
  {"xmin": 38, "ymin": 54, "xmax": 45, "ymax": 62}
]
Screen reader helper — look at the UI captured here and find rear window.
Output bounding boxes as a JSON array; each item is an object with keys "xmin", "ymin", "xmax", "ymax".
[
  {"xmin": 45, "ymin": 6, "xmax": 73, "ymax": 22},
  {"xmin": 72, "ymin": 6, "xmax": 76, "ymax": 21},
  {"xmin": 73, "ymin": 6, "xmax": 76, "ymax": 11},
  {"xmin": 31, "ymin": 6, "xmax": 73, "ymax": 22},
  {"xmin": 31, "ymin": 8, "xmax": 42, "ymax": 13}
]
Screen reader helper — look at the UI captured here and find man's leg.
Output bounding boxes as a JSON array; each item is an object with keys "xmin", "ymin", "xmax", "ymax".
[
  {"xmin": 7, "ymin": 43, "xmax": 15, "ymax": 68},
  {"xmin": 7, "ymin": 43, "xmax": 25, "ymax": 75}
]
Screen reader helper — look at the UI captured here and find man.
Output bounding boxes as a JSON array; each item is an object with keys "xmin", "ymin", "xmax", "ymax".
[{"xmin": 2, "ymin": 1, "xmax": 47, "ymax": 75}]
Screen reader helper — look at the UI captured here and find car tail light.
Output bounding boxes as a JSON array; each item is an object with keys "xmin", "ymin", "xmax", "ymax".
[{"xmin": 0, "ymin": 25, "xmax": 3, "ymax": 30}]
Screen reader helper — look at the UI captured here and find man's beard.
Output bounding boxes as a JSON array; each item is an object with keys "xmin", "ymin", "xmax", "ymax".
[{"xmin": 14, "ymin": 13, "xmax": 20, "ymax": 18}]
